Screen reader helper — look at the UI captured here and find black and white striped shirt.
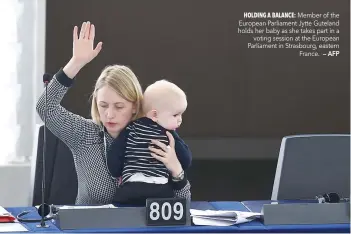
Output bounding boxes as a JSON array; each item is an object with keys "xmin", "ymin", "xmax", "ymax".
[
  {"xmin": 107, "ymin": 117, "xmax": 192, "ymax": 184},
  {"xmin": 36, "ymin": 68, "xmax": 191, "ymax": 205}
]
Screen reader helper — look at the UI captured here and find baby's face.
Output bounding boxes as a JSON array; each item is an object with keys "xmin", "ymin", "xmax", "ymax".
[{"xmin": 156, "ymin": 98, "xmax": 187, "ymax": 130}]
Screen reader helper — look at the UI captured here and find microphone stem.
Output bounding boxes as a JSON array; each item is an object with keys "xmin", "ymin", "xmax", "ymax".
[{"xmin": 40, "ymin": 82, "xmax": 48, "ymax": 227}]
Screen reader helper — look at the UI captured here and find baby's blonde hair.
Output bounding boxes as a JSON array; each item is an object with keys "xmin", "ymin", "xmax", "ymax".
[
  {"xmin": 142, "ymin": 79, "xmax": 186, "ymax": 113},
  {"xmin": 91, "ymin": 65, "xmax": 144, "ymax": 124}
]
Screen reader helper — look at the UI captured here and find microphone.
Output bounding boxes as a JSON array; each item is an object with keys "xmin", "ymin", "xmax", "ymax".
[
  {"xmin": 316, "ymin": 192, "xmax": 350, "ymax": 203},
  {"xmin": 39, "ymin": 73, "xmax": 51, "ymax": 227},
  {"xmin": 43, "ymin": 73, "xmax": 51, "ymax": 84},
  {"xmin": 17, "ymin": 204, "xmax": 59, "ymax": 223},
  {"xmin": 17, "ymin": 74, "xmax": 53, "ymax": 227}
]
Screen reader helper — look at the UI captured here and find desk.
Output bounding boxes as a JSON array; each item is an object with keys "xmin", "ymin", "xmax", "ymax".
[
  {"xmin": 241, "ymin": 200, "xmax": 350, "ymax": 233},
  {"xmin": 6, "ymin": 201, "xmax": 350, "ymax": 233}
]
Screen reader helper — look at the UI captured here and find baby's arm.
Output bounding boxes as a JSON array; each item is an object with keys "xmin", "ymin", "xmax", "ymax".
[
  {"xmin": 106, "ymin": 128, "xmax": 129, "ymax": 178},
  {"xmin": 170, "ymin": 131, "xmax": 192, "ymax": 170}
]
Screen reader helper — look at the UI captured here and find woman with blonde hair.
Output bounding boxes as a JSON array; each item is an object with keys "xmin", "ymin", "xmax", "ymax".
[{"xmin": 36, "ymin": 21, "xmax": 191, "ymax": 204}]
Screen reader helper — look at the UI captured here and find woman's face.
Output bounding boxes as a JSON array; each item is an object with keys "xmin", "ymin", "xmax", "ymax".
[{"xmin": 96, "ymin": 85, "xmax": 136, "ymax": 138}]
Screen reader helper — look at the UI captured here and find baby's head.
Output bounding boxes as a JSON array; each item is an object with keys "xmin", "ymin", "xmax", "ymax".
[{"xmin": 143, "ymin": 80, "xmax": 187, "ymax": 130}]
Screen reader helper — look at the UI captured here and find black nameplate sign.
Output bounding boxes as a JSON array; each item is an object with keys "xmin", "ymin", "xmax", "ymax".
[{"xmin": 146, "ymin": 197, "xmax": 188, "ymax": 226}]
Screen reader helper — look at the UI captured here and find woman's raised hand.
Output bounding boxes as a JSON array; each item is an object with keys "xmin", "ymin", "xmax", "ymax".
[
  {"xmin": 63, "ymin": 21, "xmax": 103, "ymax": 78},
  {"xmin": 72, "ymin": 21, "xmax": 103, "ymax": 67}
]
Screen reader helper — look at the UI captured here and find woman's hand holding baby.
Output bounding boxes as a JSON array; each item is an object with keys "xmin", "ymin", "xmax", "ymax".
[{"xmin": 149, "ymin": 131, "xmax": 183, "ymax": 177}]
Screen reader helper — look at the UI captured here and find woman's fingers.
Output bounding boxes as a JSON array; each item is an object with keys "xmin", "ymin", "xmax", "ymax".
[
  {"xmin": 93, "ymin": 41, "xmax": 103, "ymax": 57},
  {"xmin": 151, "ymin": 140, "xmax": 167, "ymax": 152},
  {"xmin": 89, "ymin": 24, "xmax": 95, "ymax": 40},
  {"xmin": 84, "ymin": 22, "xmax": 91, "ymax": 39},
  {"xmin": 73, "ymin": 26, "xmax": 78, "ymax": 41},
  {"xmin": 79, "ymin": 22, "xmax": 86, "ymax": 39},
  {"xmin": 166, "ymin": 131, "xmax": 175, "ymax": 148},
  {"xmin": 149, "ymin": 146, "xmax": 166, "ymax": 157},
  {"xmin": 76, "ymin": 21, "xmax": 96, "ymax": 41},
  {"xmin": 151, "ymin": 153, "xmax": 165, "ymax": 162}
]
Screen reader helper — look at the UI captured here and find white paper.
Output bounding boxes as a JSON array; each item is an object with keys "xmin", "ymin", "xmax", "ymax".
[
  {"xmin": 0, "ymin": 223, "xmax": 28, "ymax": 232},
  {"xmin": 236, "ymin": 211, "xmax": 262, "ymax": 220},
  {"xmin": 192, "ymin": 216, "xmax": 236, "ymax": 226},
  {"xmin": 190, "ymin": 209, "xmax": 262, "ymax": 226},
  {"xmin": 0, "ymin": 206, "xmax": 28, "ymax": 232},
  {"xmin": 190, "ymin": 209, "xmax": 237, "ymax": 218},
  {"xmin": 0, "ymin": 207, "xmax": 10, "ymax": 216}
]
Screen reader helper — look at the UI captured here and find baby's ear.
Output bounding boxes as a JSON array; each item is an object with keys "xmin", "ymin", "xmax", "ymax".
[{"xmin": 146, "ymin": 109, "xmax": 158, "ymax": 121}]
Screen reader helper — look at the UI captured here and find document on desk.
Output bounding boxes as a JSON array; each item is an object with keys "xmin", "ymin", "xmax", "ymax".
[
  {"xmin": 0, "ymin": 206, "xmax": 28, "ymax": 232},
  {"xmin": 190, "ymin": 209, "xmax": 262, "ymax": 226}
]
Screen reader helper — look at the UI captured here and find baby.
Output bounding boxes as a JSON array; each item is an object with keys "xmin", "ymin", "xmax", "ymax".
[{"xmin": 107, "ymin": 80, "xmax": 192, "ymax": 205}]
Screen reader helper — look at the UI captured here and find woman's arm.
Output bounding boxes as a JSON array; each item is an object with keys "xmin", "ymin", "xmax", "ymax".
[
  {"xmin": 170, "ymin": 171, "xmax": 192, "ymax": 199},
  {"xmin": 174, "ymin": 181, "xmax": 191, "ymax": 199},
  {"xmin": 36, "ymin": 69, "xmax": 97, "ymax": 151},
  {"xmin": 36, "ymin": 21, "xmax": 103, "ymax": 152},
  {"xmin": 170, "ymin": 131, "xmax": 192, "ymax": 170}
]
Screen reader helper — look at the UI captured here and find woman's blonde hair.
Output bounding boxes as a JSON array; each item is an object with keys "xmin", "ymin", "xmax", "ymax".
[{"xmin": 91, "ymin": 65, "xmax": 143, "ymax": 125}]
